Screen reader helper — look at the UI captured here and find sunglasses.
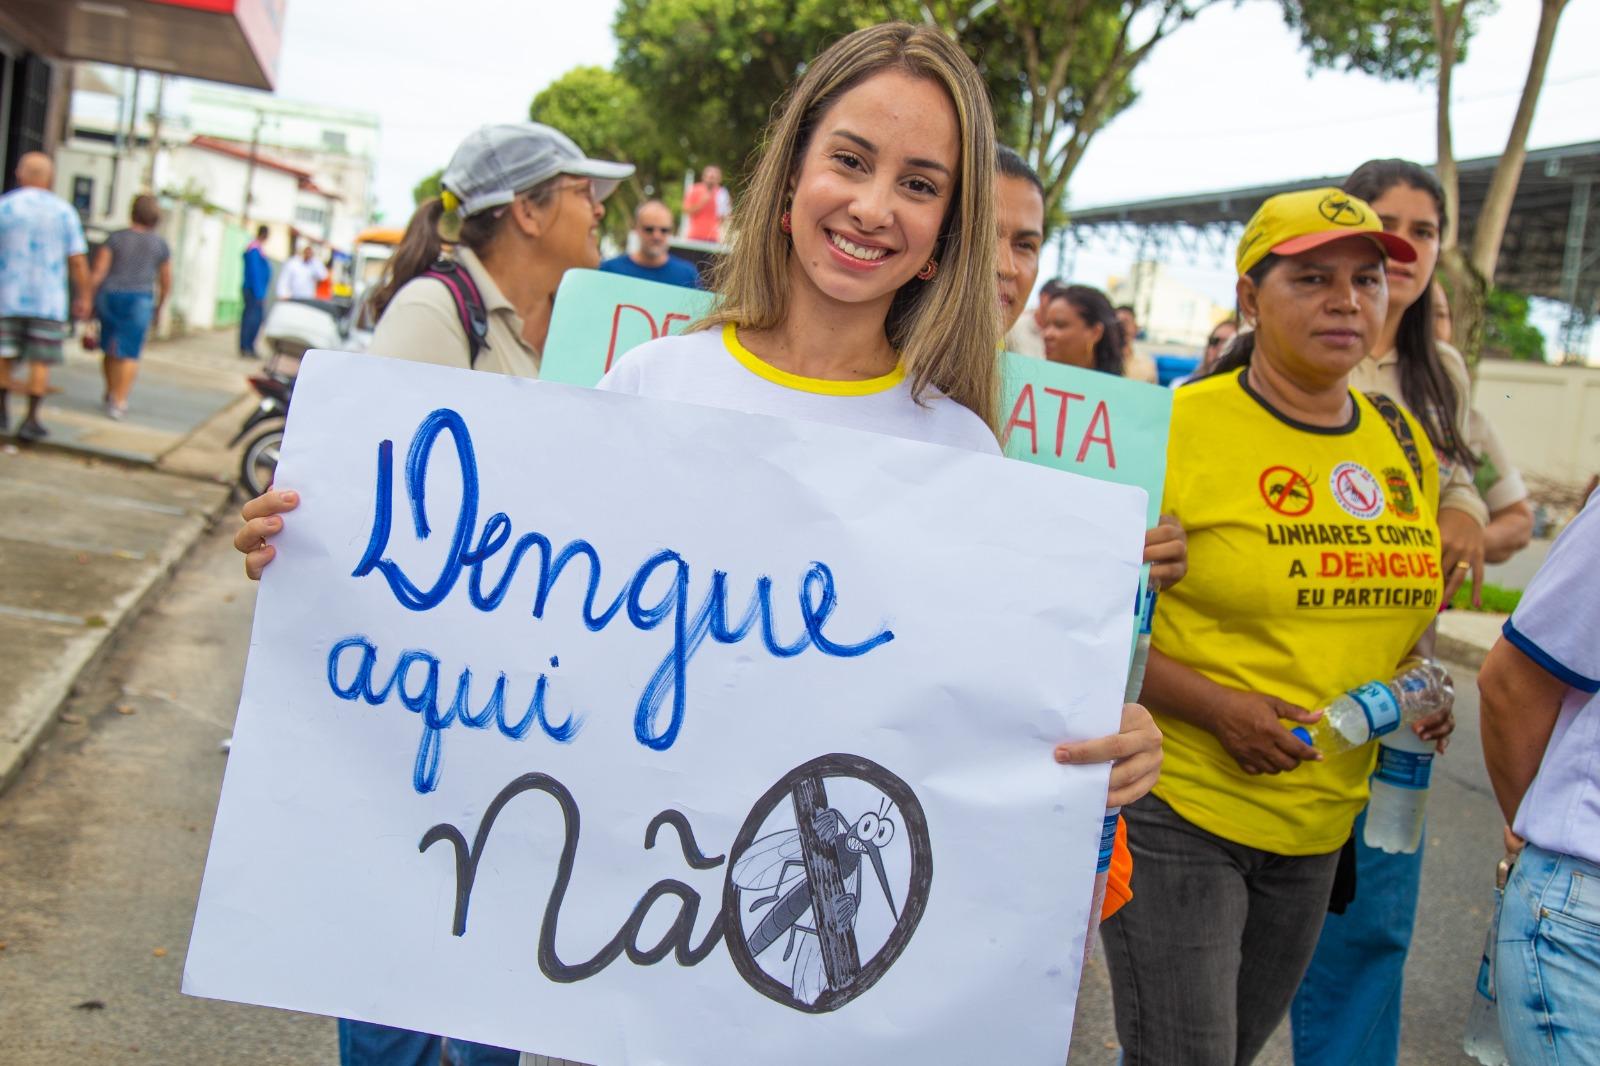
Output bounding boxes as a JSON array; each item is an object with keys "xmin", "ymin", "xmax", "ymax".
[
  {"xmin": 639, "ymin": 226, "xmax": 672, "ymax": 235},
  {"xmin": 1207, "ymin": 335, "xmax": 1229, "ymax": 347}
]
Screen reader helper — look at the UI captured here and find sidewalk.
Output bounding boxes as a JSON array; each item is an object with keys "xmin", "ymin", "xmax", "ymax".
[
  {"xmin": 0, "ymin": 329, "xmax": 247, "ymax": 793},
  {"xmin": 11, "ymin": 328, "xmax": 253, "ymax": 466},
  {"xmin": 1436, "ymin": 608, "xmax": 1507, "ymax": 671}
]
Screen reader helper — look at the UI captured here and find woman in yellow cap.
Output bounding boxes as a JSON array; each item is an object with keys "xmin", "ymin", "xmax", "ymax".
[
  {"xmin": 1099, "ymin": 188, "xmax": 1456, "ymax": 1064},
  {"xmin": 1289, "ymin": 158, "xmax": 1486, "ymax": 1066}
]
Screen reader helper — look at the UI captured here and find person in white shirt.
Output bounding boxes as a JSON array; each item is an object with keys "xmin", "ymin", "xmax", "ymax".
[
  {"xmin": 233, "ymin": 24, "xmax": 1166, "ymax": 1064},
  {"xmin": 1479, "ymin": 489, "xmax": 1600, "ymax": 1064},
  {"xmin": 276, "ymin": 244, "xmax": 328, "ymax": 300}
]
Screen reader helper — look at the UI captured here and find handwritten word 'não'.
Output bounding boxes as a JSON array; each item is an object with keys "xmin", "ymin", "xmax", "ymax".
[{"xmin": 343, "ymin": 409, "xmax": 895, "ymax": 759}]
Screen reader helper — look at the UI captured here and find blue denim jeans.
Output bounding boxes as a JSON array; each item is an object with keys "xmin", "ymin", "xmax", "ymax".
[
  {"xmin": 239, "ymin": 290, "xmax": 264, "ymax": 355},
  {"xmin": 1496, "ymin": 843, "xmax": 1600, "ymax": 1065},
  {"xmin": 1290, "ymin": 809, "xmax": 1424, "ymax": 1066},
  {"xmin": 337, "ymin": 1018, "xmax": 519, "ymax": 1066}
]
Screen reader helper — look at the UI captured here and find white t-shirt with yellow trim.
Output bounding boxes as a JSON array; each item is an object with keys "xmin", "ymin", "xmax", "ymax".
[{"xmin": 597, "ymin": 322, "xmax": 1001, "ymax": 455}]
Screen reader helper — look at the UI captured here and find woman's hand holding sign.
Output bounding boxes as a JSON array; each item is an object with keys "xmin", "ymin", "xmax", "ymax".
[
  {"xmin": 235, "ymin": 489, "xmax": 298, "ymax": 580},
  {"xmin": 1056, "ymin": 703, "xmax": 1164, "ymax": 808}
]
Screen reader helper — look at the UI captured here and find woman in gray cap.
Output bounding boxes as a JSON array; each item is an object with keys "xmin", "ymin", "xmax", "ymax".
[{"xmin": 365, "ymin": 121, "xmax": 633, "ymax": 378}]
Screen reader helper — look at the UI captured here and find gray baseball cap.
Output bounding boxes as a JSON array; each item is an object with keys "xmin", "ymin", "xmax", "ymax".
[{"xmin": 441, "ymin": 122, "xmax": 634, "ymax": 217}]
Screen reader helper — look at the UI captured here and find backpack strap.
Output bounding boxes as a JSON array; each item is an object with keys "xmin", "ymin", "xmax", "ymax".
[
  {"xmin": 1364, "ymin": 392, "xmax": 1424, "ymax": 487},
  {"xmin": 419, "ymin": 258, "xmax": 490, "ymax": 367}
]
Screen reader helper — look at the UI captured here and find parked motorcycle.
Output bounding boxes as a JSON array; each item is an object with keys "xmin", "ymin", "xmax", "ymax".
[
  {"xmin": 233, "ymin": 296, "xmax": 369, "ymax": 495},
  {"xmin": 232, "ymin": 370, "xmax": 294, "ymax": 498}
]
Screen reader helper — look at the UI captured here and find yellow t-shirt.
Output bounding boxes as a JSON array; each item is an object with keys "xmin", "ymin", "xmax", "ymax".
[{"xmin": 1152, "ymin": 368, "xmax": 1441, "ymax": 855}]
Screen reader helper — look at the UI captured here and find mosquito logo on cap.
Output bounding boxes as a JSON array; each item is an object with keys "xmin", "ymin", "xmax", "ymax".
[{"xmin": 1318, "ymin": 194, "xmax": 1366, "ymax": 227}]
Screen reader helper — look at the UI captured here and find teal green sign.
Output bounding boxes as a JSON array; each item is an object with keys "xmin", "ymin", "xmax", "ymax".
[
  {"xmin": 542, "ymin": 269, "xmax": 1176, "ymax": 658},
  {"xmin": 544, "ymin": 270, "xmax": 1173, "ymax": 527}
]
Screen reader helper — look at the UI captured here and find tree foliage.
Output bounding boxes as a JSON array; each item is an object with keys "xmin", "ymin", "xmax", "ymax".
[
  {"xmin": 530, "ymin": 65, "xmax": 670, "ymax": 241},
  {"xmin": 612, "ymin": 0, "xmax": 908, "ymax": 182},
  {"xmin": 1278, "ymin": 0, "xmax": 1486, "ymax": 79},
  {"xmin": 1482, "ymin": 288, "xmax": 1545, "ymax": 362}
]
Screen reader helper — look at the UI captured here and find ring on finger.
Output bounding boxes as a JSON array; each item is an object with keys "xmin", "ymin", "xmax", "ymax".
[{"xmin": 1454, "ymin": 560, "xmax": 1470, "ymax": 570}]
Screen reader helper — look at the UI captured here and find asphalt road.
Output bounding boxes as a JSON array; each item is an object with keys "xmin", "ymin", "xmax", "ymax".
[
  {"xmin": 0, "ymin": 520, "xmax": 334, "ymax": 1064},
  {"xmin": 1067, "ymin": 660, "xmax": 1504, "ymax": 1066},
  {"xmin": 0, "ymin": 516, "xmax": 1506, "ymax": 1064}
]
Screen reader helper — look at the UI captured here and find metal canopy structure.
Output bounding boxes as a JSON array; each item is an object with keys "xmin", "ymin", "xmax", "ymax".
[{"xmin": 1065, "ymin": 141, "xmax": 1600, "ymax": 355}]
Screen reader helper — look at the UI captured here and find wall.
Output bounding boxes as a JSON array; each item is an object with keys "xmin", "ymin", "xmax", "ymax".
[{"xmin": 1475, "ymin": 360, "xmax": 1600, "ymax": 490}]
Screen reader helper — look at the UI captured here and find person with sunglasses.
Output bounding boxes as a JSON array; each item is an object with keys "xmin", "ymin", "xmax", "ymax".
[
  {"xmin": 599, "ymin": 199, "xmax": 701, "ymax": 288},
  {"xmin": 1173, "ymin": 318, "xmax": 1239, "ymax": 386}
]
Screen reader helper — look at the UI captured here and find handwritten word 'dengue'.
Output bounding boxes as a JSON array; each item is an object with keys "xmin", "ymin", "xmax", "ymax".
[{"xmin": 337, "ymin": 409, "xmax": 896, "ymax": 787}]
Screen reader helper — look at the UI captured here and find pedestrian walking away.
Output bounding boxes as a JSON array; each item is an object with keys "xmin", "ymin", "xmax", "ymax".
[
  {"xmin": 1292, "ymin": 158, "xmax": 1489, "ymax": 1066},
  {"xmin": 231, "ymin": 23, "xmax": 1165, "ymax": 1063},
  {"xmin": 87, "ymin": 193, "xmax": 172, "ymax": 419},
  {"xmin": 0, "ymin": 151, "xmax": 90, "ymax": 441},
  {"xmin": 1478, "ymin": 486, "xmax": 1600, "ymax": 1065},
  {"xmin": 1101, "ymin": 187, "xmax": 1456, "ymax": 1066},
  {"xmin": 240, "ymin": 224, "xmax": 272, "ymax": 358}
]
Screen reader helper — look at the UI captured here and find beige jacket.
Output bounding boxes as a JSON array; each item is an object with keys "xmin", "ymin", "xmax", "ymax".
[
  {"xmin": 367, "ymin": 247, "xmax": 540, "ymax": 379},
  {"xmin": 1347, "ymin": 340, "xmax": 1488, "ymax": 525}
]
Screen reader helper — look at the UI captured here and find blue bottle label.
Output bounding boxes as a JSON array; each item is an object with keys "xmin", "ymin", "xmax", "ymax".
[
  {"xmin": 1097, "ymin": 812, "xmax": 1119, "ymax": 873},
  {"xmin": 1349, "ymin": 681, "xmax": 1401, "ymax": 737},
  {"xmin": 1375, "ymin": 745, "xmax": 1433, "ymax": 789}
]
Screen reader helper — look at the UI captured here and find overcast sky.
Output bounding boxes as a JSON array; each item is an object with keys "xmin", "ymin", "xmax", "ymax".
[{"xmin": 270, "ymin": 0, "xmax": 1598, "ymax": 349}]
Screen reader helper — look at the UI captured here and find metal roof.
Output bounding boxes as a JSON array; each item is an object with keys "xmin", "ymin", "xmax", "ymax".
[{"xmin": 1065, "ymin": 141, "xmax": 1600, "ymax": 312}]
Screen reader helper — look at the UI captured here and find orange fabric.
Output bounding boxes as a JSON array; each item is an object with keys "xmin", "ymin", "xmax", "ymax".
[{"xmin": 1100, "ymin": 815, "xmax": 1133, "ymax": 922}]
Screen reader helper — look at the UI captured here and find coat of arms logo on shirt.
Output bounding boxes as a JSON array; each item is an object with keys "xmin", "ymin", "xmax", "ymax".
[{"xmin": 1382, "ymin": 466, "xmax": 1420, "ymax": 521}]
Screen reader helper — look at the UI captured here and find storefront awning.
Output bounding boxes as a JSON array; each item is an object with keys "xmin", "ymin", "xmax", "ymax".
[{"xmin": 0, "ymin": 0, "xmax": 284, "ymax": 90}]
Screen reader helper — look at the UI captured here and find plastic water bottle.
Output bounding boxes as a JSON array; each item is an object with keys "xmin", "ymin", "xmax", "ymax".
[
  {"xmin": 1365, "ymin": 725, "xmax": 1434, "ymax": 852},
  {"xmin": 1292, "ymin": 659, "xmax": 1453, "ymax": 755},
  {"xmin": 1461, "ymin": 856, "xmax": 1514, "ymax": 1065}
]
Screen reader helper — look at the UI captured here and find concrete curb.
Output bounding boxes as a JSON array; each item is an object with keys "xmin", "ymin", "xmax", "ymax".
[
  {"xmin": 1434, "ymin": 611, "xmax": 1507, "ymax": 672},
  {"xmin": 0, "ymin": 480, "xmax": 234, "ymax": 796}
]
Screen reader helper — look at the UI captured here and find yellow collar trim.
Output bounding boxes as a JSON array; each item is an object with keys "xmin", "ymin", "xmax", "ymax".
[{"xmin": 721, "ymin": 322, "xmax": 906, "ymax": 396}]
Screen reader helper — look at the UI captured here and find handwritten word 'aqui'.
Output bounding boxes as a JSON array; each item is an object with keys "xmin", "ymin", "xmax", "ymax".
[{"xmin": 329, "ymin": 409, "xmax": 895, "ymax": 792}]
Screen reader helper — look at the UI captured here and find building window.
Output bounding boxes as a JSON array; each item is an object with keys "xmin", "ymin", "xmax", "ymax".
[
  {"xmin": 321, "ymin": 129, "xmax": 347, "ymax": 153},
  {"xmin": 295, "ymin": 203, "xmax": 328, "ymax": 228}
]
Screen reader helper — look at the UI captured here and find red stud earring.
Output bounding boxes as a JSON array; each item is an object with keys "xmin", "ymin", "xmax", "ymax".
[
  {"xmin": 779, "ymin": 210, "xmax": 792, "ymax": 234},
  {"xmin": 916, "ymin": 258, "xmax": 938, "ymax": 281}
]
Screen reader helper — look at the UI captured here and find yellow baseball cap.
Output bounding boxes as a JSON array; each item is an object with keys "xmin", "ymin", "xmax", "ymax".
[{"xmin": 1236, "ymin": 187, "xmax": 1416, "ymax": 277}]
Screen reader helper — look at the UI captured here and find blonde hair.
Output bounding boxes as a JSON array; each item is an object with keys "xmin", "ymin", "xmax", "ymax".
[{"xmin": 698, "ymin": 22, "xmax": 1001, "ymax": 433}]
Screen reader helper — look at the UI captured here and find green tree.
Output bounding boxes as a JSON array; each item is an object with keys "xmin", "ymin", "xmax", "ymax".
[
  {"xmin": 412, "ymin": 168, "xmax": 444, "ymax": 206},
  {"xmin": 1285, "ymin": 0, "xmax": 1571, "ymax": 363},
  {"xmin": 1481, "ymin": 289, "xmax": 1545, "ymax": 362},
  {"xmin": 530, "ymin": 65, "xmax": 677, "ymax": 242},
  {"xmin": 612, "ymin": 0, "xmax": 908, "ymax": 186}
]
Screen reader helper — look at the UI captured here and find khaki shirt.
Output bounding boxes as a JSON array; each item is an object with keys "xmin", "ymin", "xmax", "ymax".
[
  {"xmin": 1468, "ymin": 408, "xmax": 1528, "ymax": 512},
  {"xmin": 367, "ymin": 247, "xmax": 540, "ymax": 379},
  {"xmin": 1347, "ymin": 340, "xmax": 1488, "ymax": 525},
  {"xmin": 1004, "ymin": 314, "xmax": 1044, "ymax": 359}
]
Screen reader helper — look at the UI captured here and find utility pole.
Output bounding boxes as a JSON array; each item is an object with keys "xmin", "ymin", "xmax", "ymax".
[
  {"xmin": 109, "ymin": 68, "xmax": 141, "ymax": 218},
  {"xmin": 144, "ymin": 74, "xmax": 166, "ymax": 190},
  {"xmin": 242, "ymin": 109, "xmax": 263, "ymax": 224}
]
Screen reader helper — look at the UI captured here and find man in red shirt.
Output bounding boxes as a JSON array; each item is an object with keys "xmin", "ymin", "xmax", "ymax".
[{"xmin": 683, "ymin": 164, "xmax": 730, "ymax": 242}]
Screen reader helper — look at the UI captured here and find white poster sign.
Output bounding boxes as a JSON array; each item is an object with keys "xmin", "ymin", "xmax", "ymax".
[{"xmin": 184, "ymin": 350, "xmax": 1145, "ymax": 1065}]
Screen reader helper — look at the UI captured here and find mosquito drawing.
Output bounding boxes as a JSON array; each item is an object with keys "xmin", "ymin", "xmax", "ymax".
[{"xmin": 731, "ymin": 799, "xmax": 900, "ymax": 1005}]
